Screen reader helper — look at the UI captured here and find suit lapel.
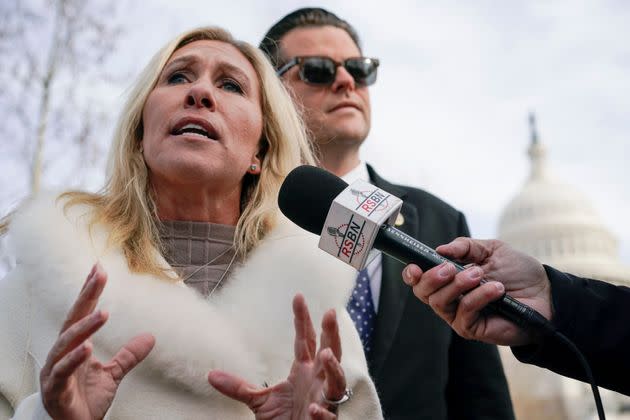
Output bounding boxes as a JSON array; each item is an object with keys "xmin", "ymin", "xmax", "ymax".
[{"xmin": 366, "ymin": 165, "xmax": 420, "ymax": 377}]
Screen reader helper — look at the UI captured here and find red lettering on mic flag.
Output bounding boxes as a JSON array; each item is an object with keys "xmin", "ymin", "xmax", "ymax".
[{"xmin": 327, "ymin": 219, "xmax": 366, "ymax": 263}]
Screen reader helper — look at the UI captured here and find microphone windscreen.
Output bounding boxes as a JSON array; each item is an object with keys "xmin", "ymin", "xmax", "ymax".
[{"xmin": 278, "ymin": 165, "xmax": 348, "ymax": 235}]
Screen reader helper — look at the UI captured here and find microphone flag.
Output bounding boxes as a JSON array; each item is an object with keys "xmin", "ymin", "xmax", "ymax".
[{"xmin": 318, "ymin": 179, "xmax": 402, "ymax": 270}]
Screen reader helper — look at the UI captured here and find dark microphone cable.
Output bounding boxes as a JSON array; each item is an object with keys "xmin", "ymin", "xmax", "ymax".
[
  {"xmin": 552, "ymin": 331, "xmax": 605, "ymax": 420},
  {"xmin": 278, "ymin": 165, "xmax": 605, "ymax": 420}
]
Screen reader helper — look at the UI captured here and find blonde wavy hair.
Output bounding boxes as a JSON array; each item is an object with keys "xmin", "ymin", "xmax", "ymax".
[{"xmin": 3, "ymin": 27, "xmax": 315, "ymax": 278}]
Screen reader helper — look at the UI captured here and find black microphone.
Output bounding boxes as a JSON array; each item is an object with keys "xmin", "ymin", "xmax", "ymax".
[{"xmin": 278, "ymin": 165, "xmax": 555, "ymax": 334}]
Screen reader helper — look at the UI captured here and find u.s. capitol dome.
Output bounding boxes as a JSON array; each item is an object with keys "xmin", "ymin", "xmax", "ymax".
[{"xmin": 498, "ymin": 116, "xmax": 630, "ymax": 284}]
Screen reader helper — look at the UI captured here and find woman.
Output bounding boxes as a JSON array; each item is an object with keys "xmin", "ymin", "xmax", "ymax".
[{"xmin": 0, "ymin": 27, "xmax": 382, "ymax": 419}]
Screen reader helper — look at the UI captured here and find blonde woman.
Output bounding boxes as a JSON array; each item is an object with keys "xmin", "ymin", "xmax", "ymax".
[{"xmin": 0, "ymin": 27, "xmax": 381, "ymax": 419}]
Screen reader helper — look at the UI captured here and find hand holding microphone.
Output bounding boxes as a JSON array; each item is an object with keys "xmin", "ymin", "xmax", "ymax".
[
  {"xmin": 278, "ymin": 165, "xmax": 555, "ymax": 337},
  {"xmin": 278, "ymin": 165, "xmax": 611, "ymax": 418},
  {"xmin": 402, "ymin": 237, "xmax": 553, "ymax": 346}
]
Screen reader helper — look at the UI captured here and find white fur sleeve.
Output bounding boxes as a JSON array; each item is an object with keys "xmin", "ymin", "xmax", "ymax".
[
  {"xmin": 0, "ymin": 394, "xmax": 11, "ymax": 419},
  {"xmin": 0, "ymin": 267, "xmax": 50, "ymax": 420},
  {"xmin": 7, "ymin": 394, "xmax": 52, "ymax": 420}
]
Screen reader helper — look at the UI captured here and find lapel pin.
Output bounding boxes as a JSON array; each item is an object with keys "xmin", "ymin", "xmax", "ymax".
[{"xmin": 394, "ymin": 213, "xmax": 405, "ymax": 227}]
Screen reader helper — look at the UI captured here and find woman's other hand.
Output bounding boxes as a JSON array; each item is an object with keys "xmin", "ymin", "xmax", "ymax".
[
  {"xmin": 208, "ymin": 294, "xmax": 347, "ymax": 420},
  {"xmin": 39, "ymin": 264, "xmax": 155, "ymax": 420}
]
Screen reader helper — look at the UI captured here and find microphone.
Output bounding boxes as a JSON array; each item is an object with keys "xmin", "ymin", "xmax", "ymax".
[{"xmin": 278, "ymin": 165, "xmax": 555, "ymax": 334}]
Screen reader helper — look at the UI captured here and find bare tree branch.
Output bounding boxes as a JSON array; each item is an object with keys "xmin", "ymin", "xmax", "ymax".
[{"xmin": 0, "ymin": 0, "xmax": 126, "ymax": 196}]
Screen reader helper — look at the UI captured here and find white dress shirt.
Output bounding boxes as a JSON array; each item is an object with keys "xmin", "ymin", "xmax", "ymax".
[{"xmin": 341, "ymin": 162, "xmax": 383, "ymax": 311}]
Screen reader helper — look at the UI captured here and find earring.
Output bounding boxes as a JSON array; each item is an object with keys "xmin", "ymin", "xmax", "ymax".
[{"xmin": 250, "ymin": 164, "xmax": 258, "ymax": 171}]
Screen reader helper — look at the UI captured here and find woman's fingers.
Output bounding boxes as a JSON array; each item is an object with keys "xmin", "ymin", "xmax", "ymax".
[
  {"xmin": 79, "ymin": 264, "xmax": 98, "ymax": 293},
  {"xmin": 45, "ymin": 309, "xmax": 109, "ymax": 369},
  {"xmin": 104, "ymin": 333, "xmax": 155, "ymax": 383},
  {"xmin": 319, "ymin": 309, "xmax": 342, "ymax": 361},
  {"xmin": 309, "ymin": 403, "xmax": 337, "ymax": 420},
  {"xmin": 320, "ymin": 348, "xmax": 346, "ymax": 403},
  {"xmin": 293, "ymin": 294, "xmax": 317, "ymax": 362},
  {"xmin": 45, "ymin": 264, "xmax": 108, "ymax": 371},
  {"xmin": 43, "ymin": 341, "xmax": 93, "ymax": 404},
  {"xmin": 208, "ymin": 370, "xmax": 268, "ymax": 409},
  {"xmin": 60, "ymin": 263, "xmax": 107, "ymax": 333}
]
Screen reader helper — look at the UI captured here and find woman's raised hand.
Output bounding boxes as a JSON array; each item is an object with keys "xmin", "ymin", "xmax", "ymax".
[
  {"xmin": 208, "ymin": 294, "xmax": 348, "ymax": 420},
  {"xmin": 39, "ymin": 264, "xmax": 155, "ymax": 420}
]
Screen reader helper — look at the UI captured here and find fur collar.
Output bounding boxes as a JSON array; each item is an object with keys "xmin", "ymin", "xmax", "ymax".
[{"xmin": 8, "ymin": 192, "xmax": 358, "ymax": 397}]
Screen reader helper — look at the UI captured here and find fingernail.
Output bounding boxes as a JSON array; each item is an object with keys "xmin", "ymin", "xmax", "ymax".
[
  {"xmin": 494, "ymin": 282, "xmax": 505, "ymax": 293},
  {"xmin": 76, "ymin": 341, "xmax": 90, "ymax": 356},
  {"xmin": 208, "ymin": 371, "xmax": 227, "ymax": 387},
  {"xmin": 402, "ymin": 266, "xmax": 412, "ymax": 284},
  {"xmin": 466, "ymin": 267, "xmax": 483, "ymax": 281},
  {"xmin": 90, "ymin": 310, "xmax": 102, "ymax": 322},
  {"xmin": 438, "ymin": 263, "xmax": 453, "ymax": 278},
  {"xmin": 87, "ymin": 264, "xmax": 96, "ymax": 285}
]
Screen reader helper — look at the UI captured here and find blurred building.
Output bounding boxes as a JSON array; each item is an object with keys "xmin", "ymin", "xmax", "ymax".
[{"xmin": 496, "ymin": 115, "xmax": 630, "ymax": 420}]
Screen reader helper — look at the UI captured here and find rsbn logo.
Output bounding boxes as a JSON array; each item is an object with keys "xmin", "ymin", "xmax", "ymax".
[
  {"xmin": 350, "ymin": 189, "xmax": 389, "ymax": 215},
  {"xmin": 327, "ymin": 220, "xmax": 366, "ymax": 261}
]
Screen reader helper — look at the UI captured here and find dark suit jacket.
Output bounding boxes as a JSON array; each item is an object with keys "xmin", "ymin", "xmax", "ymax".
[
  {"xmin": 512, "ymin": 266, "xmax": 630, "ymax": 396},
  {"xmin": 366, "ymin": 165, "xmax": 515, "ymax": 420}
]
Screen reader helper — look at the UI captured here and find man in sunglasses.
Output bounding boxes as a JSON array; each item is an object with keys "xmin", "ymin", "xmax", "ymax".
[{"xmin": 260, "ymin": 8, "xmax": 514, "ymax": 420}]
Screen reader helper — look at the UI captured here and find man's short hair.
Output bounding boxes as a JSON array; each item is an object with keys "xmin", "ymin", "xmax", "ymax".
[{"xmin": 259, "ymin": 7, "xmax": 362, "ymax": 68}]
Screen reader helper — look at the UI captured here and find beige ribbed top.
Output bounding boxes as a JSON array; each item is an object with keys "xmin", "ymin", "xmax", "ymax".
[{"xmin": 159, "ymin": 220, "xmax": 238, "ymax": 298}]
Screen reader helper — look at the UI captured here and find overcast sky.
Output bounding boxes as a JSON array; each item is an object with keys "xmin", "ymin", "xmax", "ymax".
[{"xmin": 3, "ymin": 0, "xmax": 629, "ymax": 264}]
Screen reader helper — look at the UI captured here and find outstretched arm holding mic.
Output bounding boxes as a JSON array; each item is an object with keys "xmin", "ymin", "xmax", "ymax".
[
  {"xmin": 402, "ymin": 237, "xmax": 630, "ymax": 396},
  {"xmin": 277, "ymin": 165, "xmax": 625, "ymax": 416}
]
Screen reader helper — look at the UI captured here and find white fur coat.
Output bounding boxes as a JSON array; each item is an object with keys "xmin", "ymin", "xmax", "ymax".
[{"xmin": 0, "ymin": 193, "xmax": 383, "ymax": 419}]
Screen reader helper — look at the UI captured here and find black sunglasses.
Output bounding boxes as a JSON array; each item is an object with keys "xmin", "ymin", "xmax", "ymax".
[{"xmin": 277, "ymin": 56, "xmax": 380, "ymax": 86}]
